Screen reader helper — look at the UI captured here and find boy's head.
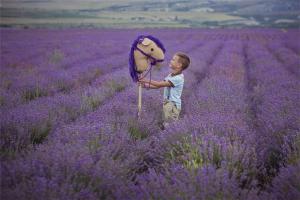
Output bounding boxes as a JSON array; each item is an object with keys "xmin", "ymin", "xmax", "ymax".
[{"xmin": 169, "ymin": 52, "xmax": 190, "ymax": 73}]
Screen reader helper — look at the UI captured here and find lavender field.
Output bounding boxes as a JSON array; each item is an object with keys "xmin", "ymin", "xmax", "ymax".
[{"xmin": 1, "ymin": 28, "xmax": 300, "ymax": 199}]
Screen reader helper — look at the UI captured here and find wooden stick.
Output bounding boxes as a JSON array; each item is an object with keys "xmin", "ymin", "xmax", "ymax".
[{"xmin": 138, "ymin": 83, "xmax": 142, "ymax": 119}]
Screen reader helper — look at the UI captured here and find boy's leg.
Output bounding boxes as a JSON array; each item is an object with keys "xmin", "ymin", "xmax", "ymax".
[
  {"xmin": 171, "ymin": 105, "xmax": 181, "ymax": 120},
  {"xmin": 162, "ymin": 101, "xmax": 181, "ymax": 129},
  {"xmin": 163, "ymin": 100, "xmax": 173, "ymax": 123}
]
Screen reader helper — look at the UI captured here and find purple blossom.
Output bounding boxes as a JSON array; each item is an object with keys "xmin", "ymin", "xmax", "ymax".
[{"xmin": 1, "ymin": 28, "xmax": 299, "ymax": 200}]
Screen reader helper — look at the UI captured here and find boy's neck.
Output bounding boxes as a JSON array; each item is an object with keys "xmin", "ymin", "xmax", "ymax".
[{"xmin": 171, "ymin": 71, "xmax": 182, "ymax": 76}]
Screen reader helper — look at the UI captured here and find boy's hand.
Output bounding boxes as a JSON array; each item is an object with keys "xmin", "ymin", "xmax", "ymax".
[
  {"xmin": 140, "ymin": 83, "xmax": 146, "ymax": 88},
  {"xmin": 138, "ymin": 78, "xmax": 149, "ymax": 83},
  {"xmin": 140, "ymin": 82, "xmax": 151, "ymax": 89},
  {"xmin": 137, "ymin": 82, "xmax": 146, "ymax": 88}
]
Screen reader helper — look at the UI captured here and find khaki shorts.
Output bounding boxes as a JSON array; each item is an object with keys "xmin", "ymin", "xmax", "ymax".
[{"xmin": 163, "ymin": 100, "xmax": 181, "ymax": 123}]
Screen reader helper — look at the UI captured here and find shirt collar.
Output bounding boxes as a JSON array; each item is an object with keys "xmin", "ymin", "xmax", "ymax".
[{"xmin": 171, "ymin": 72, "xmax": 182, "ymax": 77}]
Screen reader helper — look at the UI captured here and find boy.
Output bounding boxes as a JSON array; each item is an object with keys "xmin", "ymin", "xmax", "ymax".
[{"xmin": 138, "ymin": 52, "xmax": 190, "ymax": 129}]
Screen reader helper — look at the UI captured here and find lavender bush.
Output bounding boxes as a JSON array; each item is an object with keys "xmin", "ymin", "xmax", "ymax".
[{"xmin": 1, "ymin": 28, "xmax": 299, "ymax": 199}]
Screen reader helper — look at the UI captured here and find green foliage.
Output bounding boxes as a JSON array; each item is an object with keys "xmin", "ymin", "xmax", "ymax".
[
  {"xmin": 287, "ymin": 134, "xmax": 300, "ymax": 165},
  {"xmin": 30, "ymin": 121, "xmax": 52, "ymax": 145},
  {"xmin": 183, "ymin": 145, "xmax": 204, "ymax": 169},
  {"xmin": 0, "ymin": 95, "xmax": 5, "ymax": 106},
  {"xmin": 0, "ymin": 125, "xmax": 20, "ymax": 158},
  {"xmin": 2, "ymin": 79, "xmax": 12, "ymax": 89},
  {"xmin": 71, "ymin": 172, "xmax": 114, "ymax": 199},
  {"xmin": 128, "ymin": 120, "xmax": 148, "ymax": 140},
  {"xmin": 55, "ymin": 80, "xmax": 72, "ymax": 93},
  {"xmin": 212, "ymin": 143, "xmax": 222, "ymax": 168},
  {"xmin": 88, "ymin": 135, "xmax": 101, "ymax": 154},
  {"xmin": 166, "ymin": 135, "xmax": 205, "ymax": 169},
  {"xmin": 80, "ymin": 68, "xmax": 102, "ymax": 85},
  {"xmin": 81, "ymin": 79, "xmax": 126, "ymax": 114},
  {"xmin": 166, "ymin": 135, "xmax": 234, "ymax": 170},
  {"xmin": 105, "ymin": 79, "xmax": 126, "ymax": 94},
  {"xmin": 82, "ymin": 94, "xmax": 103, "ymax": 111},
  {"xmin": 21, "ymin": 86, "xmax": 48, "ymax": 102},
  {"xmin": 63, "ymin": 105, "xmax": 80, "ymax": 122},
  {"xmin": 72, "ymin": 173, "xmax": 93, "ymax": 193}
]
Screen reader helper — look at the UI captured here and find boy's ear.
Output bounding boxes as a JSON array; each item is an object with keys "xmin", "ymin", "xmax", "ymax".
[{"xmin": 178, "ymin": 62, "xmax": 183, "ymax": 69}]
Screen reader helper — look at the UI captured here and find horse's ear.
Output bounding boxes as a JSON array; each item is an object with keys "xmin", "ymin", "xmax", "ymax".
[{"xmin": 141, "ymin": 38, "xmax": 151, "ymax": 46}]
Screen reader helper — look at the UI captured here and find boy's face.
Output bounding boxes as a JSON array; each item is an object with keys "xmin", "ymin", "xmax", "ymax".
[{"xmin": 169, "ymin": 55, "xmax": 182, "ymax": 73}]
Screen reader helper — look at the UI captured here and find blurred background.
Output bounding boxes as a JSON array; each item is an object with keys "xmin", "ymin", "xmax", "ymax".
[{"xmin": 1, "ymin": 0, "xmax": 300, "ymax": 29}]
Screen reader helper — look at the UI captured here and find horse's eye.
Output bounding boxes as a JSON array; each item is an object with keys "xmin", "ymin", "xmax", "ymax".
[{"xmin": 151, "ymin": 48, "xmax": 154, "ymax": 51}]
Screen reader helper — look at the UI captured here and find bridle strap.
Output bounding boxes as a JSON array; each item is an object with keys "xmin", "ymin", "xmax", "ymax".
[
  {"xmin": 134, "ymin": 46, "xmax": 164, "ymax": 65},
  {"xmin": 138, "ymin": 64, "xmax": 152, "ymax": 80},
  {"xmin": 134, "ymin": 42, "xmax": 164, "ymax": 88}
]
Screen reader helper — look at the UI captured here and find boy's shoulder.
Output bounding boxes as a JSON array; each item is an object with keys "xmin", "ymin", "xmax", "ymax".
[
  {"xmin": 165, "ymin": 73, "xmax": 184, "ymax": 81},
  {"xmin": 166, "ymin": 73, "xmax": 184, "ymax": 86},
  {"xmin": 173, "ymin": 73, "xmax": 184, "ymax": 80}
]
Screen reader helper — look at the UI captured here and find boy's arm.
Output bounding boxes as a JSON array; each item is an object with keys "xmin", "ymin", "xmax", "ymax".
[
  {"xmin": 141, "ymin": 82, "xmax": 159, "ymax": 89},
  {"xmin": 139, "ymin": 78, "xmax": 173, "ymax": 88}
]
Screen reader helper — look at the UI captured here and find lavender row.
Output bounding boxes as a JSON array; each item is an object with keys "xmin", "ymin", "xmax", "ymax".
[
  {"xmin": 44, "ymin": 36, "xmax": 203, "ymax": 142},
  {"xmin": 4, "ymin": 28, "xmax": 204, "ymax": 156},
  {"xmin": 0, "ymin": 52, "xmax": 128, "ymax": 110},
  {"xmin": 1, "ymin": 38, "xmax": 209, "ymax": 198},
  {"xmin": 2, "ymin": 29, "xmax": 300, "ymax": 199},
  {"xmin": 4, "ymin": 39, "xmax": 254, "ymax": 199},
  {"xmin": 0, "ymin": 68, "xmax": 131, "ymax": 157},
  {"xmin": 1, "ymin": 37, "xmax": 132, "ymax": 108},
  {"xmin": 51, "ymin": 39, "xmax": 258, "ymax": 198},
  {"xmin": 181, "ymin": 41, "xmax": 223, "ymax": 115},
  {"xmin": 245, "ymin": 40, "xmax": 300, "ymax": 186},
  {"xmin": 246, "ymin": 41, "xmax": 300, "ymax": 134},
  {"xmin": 0, "ymin": 33, "xmax": 202, "ymax": 156},
  {"xmin": 1, "ymin": 31, "xmax": 129, "ymax": 108},
  {"xmin": 127, "ymin": 39, "xmax": 259, "ymax": 196},
  {"xmin": 1, "ymin": 37, "xmax": 240, "ymax": 198},
  {"xmin": 1, "ymin": 60, "xmax": 172, "ymax": 199},
  {"xmin": 184, "ymin": 40, "xmax": 252, "ymax": 140},
  {"xmin": 259, "ymin": 160, "xmax": 300, "ymax": 200},
  {"xmin": 1, "ymin": 28, "xmax": 192, "ymax": 71},
  {"xmin": 0, "ymin": 31, "xmax": 192, "ymax": 109},
  {"xmin": 1, "ymin": 29, "xmax": 132, "ymax": 70},
  {"xmin": 266, "ymin": 41, "xmax": 300, "ymax": 78},
  {"xmin": 284, "ymin": 29, "xmax": 300, "ymax": 55},
  {"xmin": 166, "ymin": 40, "xmax": 258, "ymax": 187},
  {"xmin": 129, "ymin": 38, "xmax": 300, "ymax": 197}
]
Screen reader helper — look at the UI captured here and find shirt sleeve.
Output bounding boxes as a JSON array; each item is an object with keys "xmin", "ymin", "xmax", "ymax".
[{"xmin": 165, "ymin": 75, "xmax": 183, "ymax": 87}]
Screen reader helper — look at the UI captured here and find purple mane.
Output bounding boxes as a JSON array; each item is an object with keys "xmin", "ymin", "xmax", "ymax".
[{"xmin": 129, "ymin": 35, "xmax": 166, "ymax": 82}]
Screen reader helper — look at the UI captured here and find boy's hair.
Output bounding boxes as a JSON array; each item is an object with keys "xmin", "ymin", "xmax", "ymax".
[{"xmin": 175, "ymin": 52, "xmax": 190, "ymax": 70}]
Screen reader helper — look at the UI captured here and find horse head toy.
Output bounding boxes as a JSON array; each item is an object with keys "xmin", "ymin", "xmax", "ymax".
[
  {"xmin": 129, "ymin": 35, "xmax": 166, "ymax": 82},
  {"xmin": 129, "ymin": 35, "xmax": 166, "ymax": 117}
]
